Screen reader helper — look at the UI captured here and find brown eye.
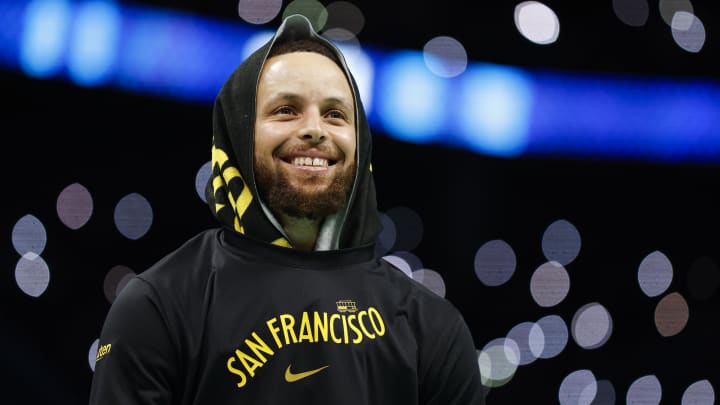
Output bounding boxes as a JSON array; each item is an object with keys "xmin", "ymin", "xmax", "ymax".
[
  {"xmin": 275, "ymin": 106, "xmax": 294, "ymax": 115},
  {"xmin": 326, "ymin": 110, "xmax": 346, "ymax": 120}
]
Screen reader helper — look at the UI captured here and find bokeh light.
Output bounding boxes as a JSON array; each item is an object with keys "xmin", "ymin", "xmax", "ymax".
[
  {"xmin": 593, "ymin": 379, "xmax": 617, "ymax": 405},
  {"xmin": 15, "ymin": 254, "xmax": 51, "ymax": 297},
  {"xmin": 195, "ymin": 160, "xmax": 212, "ymax": 203},
  {"xmin": 654, "ymin": 291, "xmax": 689, "ymax": 337},
  {"xmin": 12, "ymin": 214, "xmax": 47, "ymax": 259},
  {"xmin": 686, "ymin": 256, "xmax": 720, "ymax": 301},
  {"xmin": 375, "ymin": 212, "xmax": 396, "ymax": 256},
  {"xmin": 282, "ymin": 0, "xmax": 328, "ymax": 32},
  {"xmin": 671, "ymin": 12, "xmax": 705, "ymax": 53},
  {"xmin": 474, "ymin": 239, "xmax": 517, "ymax": 287},
  {"xmin": 323, "ymin": 27, "xmax": 359, "ymax": 46},
  {"xmin": 659, "ymin": 0, "xmax": 693, "ymax": 26},
  {"xmin": 612, "ymin": 0, "xmax": 649, "ymax": 27},
  {"xmin": 535, "ymin": 314, "xmax": 568, "ymax": 359},
  {"xmin": 478, "ymin": 338, "xmax": 520, "ymax": 388},
  {"xmin": 541, "ymin": 219, "xmax": 581, "ymax": 265},
  {"xmin": 104, "ymin": 265, "xmax": 137, "ymax": 303},
  {"xmin": 393, "ymin": 250, "xmax": 423, "ymax": 271},
  {"xmin": 682, "ymin": 379, "xmax": 715, "ymax": 405},
  {"xmin": 669, "ymin": 8, "xmax": 694, "ymax": 31},
  {"xmin": 571, "ymin": 302, "xmax": 612, "ymax": 350},
  {"xmin": 324, "ymin": 1, "xmax": 364, "ymax": 36},
  {"xmin": 237, "ymin": 0, "xmax": 282, "ymax": 25},
  {"xmin": 385, "ymin": 206, "xmax": 423, "ymax": 252},
  {"xmin": 638, "ymin": 250, "xmax": 673, "ymax": 297},
  {"xmin": 114, "ymin": 192, "xmax": 153, "ymax": 240},
  {"xmin": 382, "ymin": 255, "xmax": 412, "ymax": 278},
  {"xmin": 56, "ymin": 182, "xmax": 93, "ymax": 230},
  {"xmin": 88, "ymin": 338, "xmax": 99, "ymax": 371},
  {"xmin": 507, "ymin": 321, "xmax": 544, "ymax": 365},
  {"xmin": 558, "ymin": 369, "xmax": 597, "ymax": 405},
  {"xmin": 423, "ymin": 36, "xmax": 467, "ymax": 78},
  {"xmin": 626, "ymin": 375, "xmax": 662, "ymax": 404},
  {"xmin": 514, "ymin": 1, "xmax": 560, "ymax": 45},
  {"xmin": 530, "ymin": 261, "xmax": 570, "ymax": 307},
  {"xmin": 412, "ymin": 268, "xmax": 446, "ymax": 297}
]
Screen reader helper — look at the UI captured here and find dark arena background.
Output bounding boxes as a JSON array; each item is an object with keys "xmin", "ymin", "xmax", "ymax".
[{"xmin": 2, "ymin": 1, "xmax": 720, "ymax": 404}]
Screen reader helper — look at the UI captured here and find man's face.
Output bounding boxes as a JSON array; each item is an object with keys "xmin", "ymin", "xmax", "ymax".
[{"xmin": 254, "ymin": 51, "xmax": 357, "ymax": 220}]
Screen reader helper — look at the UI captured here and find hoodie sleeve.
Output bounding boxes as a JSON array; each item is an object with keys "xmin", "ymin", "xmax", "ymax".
[
  {"xmin": 418, "ymin": 311, "xmax": 485, "ymax": 405},
  {"xmin": 89, "ymin": 277, "xmax": 180, "ymax": 405}
]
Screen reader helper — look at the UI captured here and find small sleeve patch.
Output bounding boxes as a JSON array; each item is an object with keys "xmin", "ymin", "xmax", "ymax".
[{"xmin": 96, "ymin": 343, "xmax": 112, "ymax": 362}]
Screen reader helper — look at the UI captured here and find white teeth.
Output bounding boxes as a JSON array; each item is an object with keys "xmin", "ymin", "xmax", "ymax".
[{"xmin": 292, "ymin": 157, "xmax": 328, "ymax": 167}]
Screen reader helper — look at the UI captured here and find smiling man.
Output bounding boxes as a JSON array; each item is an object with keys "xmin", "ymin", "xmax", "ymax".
[
  {"xmin": 88, "ymin": 14, "xmax": 484, "ymax": 405},
  {"xmin": 254, "ymin": 48, "xmax": 357, "ymax": 250}
]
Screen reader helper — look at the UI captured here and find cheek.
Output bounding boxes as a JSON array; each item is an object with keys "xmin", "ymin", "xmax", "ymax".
[
  {"xmin": 254, "ymin": 125, "xmax": 284, "ymax": 157},
  {"xmin": 253, "ymin": 136, "xmax": 268, "ymax": 157},
  {"xmin": 336, "ymin": 129, "xmax": 357, "ymax": 159}
]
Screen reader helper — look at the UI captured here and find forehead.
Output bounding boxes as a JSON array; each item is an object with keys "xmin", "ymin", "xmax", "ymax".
[{"xmin": 257, "ymin": 52, "xmax": 353, "ymax": 99}]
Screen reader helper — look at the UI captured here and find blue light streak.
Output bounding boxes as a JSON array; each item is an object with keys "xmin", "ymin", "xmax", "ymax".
[
  {"xmin": 19, "ymin": 0, "xmax": 71, "ymax": 78},
  {"xmin": 67, "ymin": 0, "xmax": 120, "ymax": 86},
  {"xmin": 1, "ymin": 0, "xmax": 719, "ymax": 164},
  {"xmin": 114, "ymin": 6, "xmax": 254, "ymax": 102},
  {"xmin": 453, "ymin": 64, "xmax": 533, "ymax": 157},
  {"xmin": 526, "ymin": 72, "xmax": 720, "ymax": 163},
  {"xmin": 375, "ymin": 51, "xmax": 447, "ymax": 144}
]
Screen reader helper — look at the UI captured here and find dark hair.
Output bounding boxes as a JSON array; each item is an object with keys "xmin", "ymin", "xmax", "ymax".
[{"xmin": 267, "ymin": 38, "xmax": 342, "ymax": 67}]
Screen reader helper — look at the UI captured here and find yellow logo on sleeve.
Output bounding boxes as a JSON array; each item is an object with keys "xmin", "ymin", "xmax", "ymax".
[{"xmin": 96, "ymin": 343, "xmax": 112, "ymax": 362}]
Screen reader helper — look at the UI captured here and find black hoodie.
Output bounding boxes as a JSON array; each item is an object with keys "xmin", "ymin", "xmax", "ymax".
[
  {"xmin": 88, "ymin": 15, "xmax": 484, "ymax": 405},
  {"xmin": 207, "ymin": 14, "xmax": 380, "ymax": 250}
]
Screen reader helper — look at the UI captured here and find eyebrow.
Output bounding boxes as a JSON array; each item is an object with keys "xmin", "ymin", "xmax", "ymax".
[
  {"xmin": 269, "ymin": 92, "xmax": 302, "ymax": 104},
  {"xmin": 268, "ymin": 92, "xmax": 353, "ymax": 111}
]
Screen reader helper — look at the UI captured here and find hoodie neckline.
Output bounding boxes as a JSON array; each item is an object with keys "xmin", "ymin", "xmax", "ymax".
[{"xmin": 219, "ymin": 227, "xmax": 377, "ymax": 269}]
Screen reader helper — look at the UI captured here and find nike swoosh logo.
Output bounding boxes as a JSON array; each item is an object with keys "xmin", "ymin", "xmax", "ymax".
[{"xmin": 284, "ymin": 364, "xmax": 329, "ymax": 382}]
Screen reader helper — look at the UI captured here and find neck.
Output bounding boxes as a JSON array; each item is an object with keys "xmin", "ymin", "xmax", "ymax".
[{"xmin": 278, "ymin": 213, "xmax": 322, "ymax": 251}]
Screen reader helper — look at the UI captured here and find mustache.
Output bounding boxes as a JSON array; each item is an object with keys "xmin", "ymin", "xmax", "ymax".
[{"xmin": 274, "ymin": 143, "xmax": 344, "ymax": 161}]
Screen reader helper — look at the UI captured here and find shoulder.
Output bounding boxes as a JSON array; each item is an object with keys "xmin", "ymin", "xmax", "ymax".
[
  {"xmin": 103, "ymin": 229, "xmax": 221, "ymax": 342},
  {"xmin": 138, "ymin": 228, "xmax": 220, "ymax": 287},
  {"xmin": 143, "ymin": 228, "xmax": 219, "ymax": 273},
  {"xmin": 119, "ymin": 228, "xmax": 221, "ymax": 319},
  {"xmin": 378, "ymin": 257, "xmax": 464, "ymax": 327}
]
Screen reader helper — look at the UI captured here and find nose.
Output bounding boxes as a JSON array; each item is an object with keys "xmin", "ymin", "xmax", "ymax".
[{"xmin": 299, "ymin": 110, "xmax": 326, "ymax": 144}]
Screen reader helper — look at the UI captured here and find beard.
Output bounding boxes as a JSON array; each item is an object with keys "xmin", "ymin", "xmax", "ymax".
[{"xmin": 255, "ymin": 157, "xmax": 356, "ymax": 221}]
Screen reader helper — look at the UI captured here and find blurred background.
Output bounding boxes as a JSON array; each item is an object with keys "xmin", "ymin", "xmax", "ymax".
[{"xmin": 2, "ymin": 0, "xmax": 719, "ymax": 403}]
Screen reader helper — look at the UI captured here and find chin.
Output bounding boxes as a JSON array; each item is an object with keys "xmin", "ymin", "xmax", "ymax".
[{"xmin": 288, "ymin": 181, "xmax": 334, "ymax": 194}]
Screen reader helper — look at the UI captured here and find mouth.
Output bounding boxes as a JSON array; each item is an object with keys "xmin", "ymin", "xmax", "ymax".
[
  {"xmin": 287, "ymin": 156, "xmax": 334, "ymax": 167},
  {"xmin": 279, "ymin": 151, "xmax": 339, "ymax": 169}
]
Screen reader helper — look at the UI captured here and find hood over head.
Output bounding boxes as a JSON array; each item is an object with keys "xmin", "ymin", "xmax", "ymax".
[{"xmin": 205, "ymin": 14, "xmax": 381, "ymax": 250}]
